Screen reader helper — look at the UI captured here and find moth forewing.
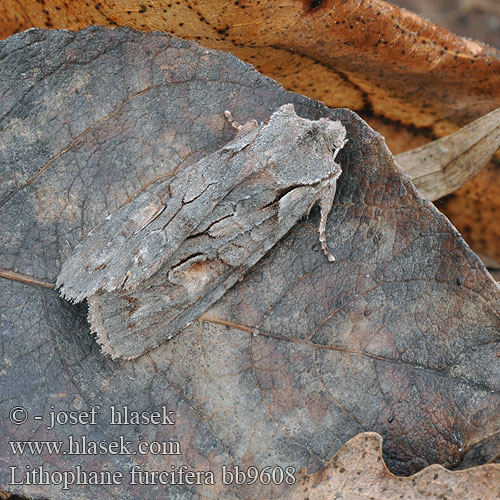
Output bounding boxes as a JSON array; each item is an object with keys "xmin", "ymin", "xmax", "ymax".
[
  {"xmin": 57, "ymin": 125, "xmax": 261, "ymax": 302},
  {"xmin": 88, "ymin": 176, "xmax": 334, "ymax": 359},
  {"xmin": 57, "ymin": 104, "xmax": 347, "ymax": 358}
]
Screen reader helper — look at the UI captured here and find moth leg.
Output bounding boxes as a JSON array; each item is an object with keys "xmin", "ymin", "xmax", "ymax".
[
  {"xmin": 315, "ymin": 178, "xmax": 338, "ymax": 262},
  {"xmin": 224, "ymin": 110, "xmax": 259, "ymax": 139}
]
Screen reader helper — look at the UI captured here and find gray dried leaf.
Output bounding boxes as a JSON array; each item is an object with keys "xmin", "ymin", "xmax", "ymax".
[
  {"xmin": 396, "ymin": 107, "xmax": 500, "ymax": 201},
  {"xmin": 5, "ymin": 30, "xmax": 500, "ymax": 500},
  {"xmin": 57, "ymin": 104, "xmax": 347, "ymax": 358}
]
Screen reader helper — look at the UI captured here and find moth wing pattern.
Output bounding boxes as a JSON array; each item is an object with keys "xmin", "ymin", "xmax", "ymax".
[
  {"xmin": 57, "ymin": 104, "xmax": 347, "ymax": 358},
  {"xmin": 88, "ymin": 183, "xmax": 322, "ymax": 359},
  {"xmin": 57, "ymin": 123, "xmax": 261, "ymax": 303}
]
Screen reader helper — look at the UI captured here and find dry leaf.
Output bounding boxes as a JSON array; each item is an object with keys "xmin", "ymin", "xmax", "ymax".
[
  {"xmin": 1, "ymin": 28, "xmax": 499, "ymax": 500},
  {"xmin": 290, "ymin": 432, "xmax": 500, "ymax": 500},
  {"xmin": 392, "ymin": 0, "xmax": 500, "ymax": 49},
  {"xmin": 0, "ymin": 0, "xmax": 499, "ymax": 261},
  {"xmin": 397, "ymin": 107, "xmax": 500, "ymax": 200}
]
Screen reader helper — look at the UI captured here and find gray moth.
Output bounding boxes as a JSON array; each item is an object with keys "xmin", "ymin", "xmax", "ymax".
[{"xmin": 57, "ymin": 104, "xmax": 347, "ymax": 359}]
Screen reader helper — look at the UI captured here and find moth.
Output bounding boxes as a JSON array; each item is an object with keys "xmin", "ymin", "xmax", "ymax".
[{"xmin": 57, "ymin": 104, "xmax": 347, "ymax": 359}]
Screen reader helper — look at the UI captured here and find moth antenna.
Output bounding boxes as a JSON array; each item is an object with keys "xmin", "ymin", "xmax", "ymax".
[
  {"xmin": 224, "ymin": 110, "xmax": 242, "ymax": 131},
  {"xmin": 225, "ymin": 110, "xmax": 259, "ymax": 138}
]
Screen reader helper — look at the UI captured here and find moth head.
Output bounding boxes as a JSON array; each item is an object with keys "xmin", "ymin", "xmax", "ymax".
[
  {"xmin": 292, "ymin": 117, "xmax": 347, "ymax": 184},
  {"xmin": 317, "ymin": 118, "xmax": 348, "ymax": 154},
  {"xmin": 261, "ymin": 104, "xmax": 347, "ymax": 186}
]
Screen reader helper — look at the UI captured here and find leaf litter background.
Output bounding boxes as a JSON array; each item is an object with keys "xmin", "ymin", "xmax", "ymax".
[
  {"xmin": 1, "ymin": 25, "xmax": 500, "ymax": 499},
  {"xmin": 1, "ymin": 0, "xmax": 500, "ymax": 269}
]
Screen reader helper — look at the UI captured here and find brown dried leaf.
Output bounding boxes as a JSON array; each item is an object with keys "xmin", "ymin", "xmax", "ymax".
[
  {"xmin": 1, "ymin": 27, "xmax": 500, "ymax": 500},
  {"xmin": 397, "ymin": 107, "xmax": 500, "ymax": 201},
  {"xmin": 1, "ymin": 0, "xmax": 499, "ymax": 260},
  {"xmin": 392, "ymin": 0, "xmax": 500, "ymax": 49},
  {"xmin": 2, "ymin": 1, "xmax": 499, "ymax": 129},
  {"xmin": 289, "ymin": 432, "xmax": 500, "ymax": 500}
]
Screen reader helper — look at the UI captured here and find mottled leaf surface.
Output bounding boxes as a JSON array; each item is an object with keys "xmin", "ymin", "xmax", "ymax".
[
  {"xmin": 1, "ymin": 27, "xmax": 500, "ymax": 500},
  {"xmin": 0, "ymin": 0, "xmax": 499, "ymax": 263}
]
